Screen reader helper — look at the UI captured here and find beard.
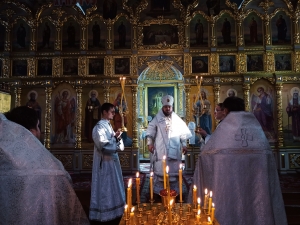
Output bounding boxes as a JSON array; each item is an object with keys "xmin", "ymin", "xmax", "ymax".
[{"xmin": 162, "ymin": 110, "xmax": 172, "ymax": 116}]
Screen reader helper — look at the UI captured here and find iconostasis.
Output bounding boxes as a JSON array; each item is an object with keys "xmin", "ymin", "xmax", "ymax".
[{"xmin": 0, "ymin": 0, "xmax": 300, "ymax": 172}]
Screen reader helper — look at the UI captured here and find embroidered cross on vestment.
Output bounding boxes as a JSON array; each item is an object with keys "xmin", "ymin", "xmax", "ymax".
[{"xmin": 235, "ymin": 129, "xmax": 253, "ymax": 147}]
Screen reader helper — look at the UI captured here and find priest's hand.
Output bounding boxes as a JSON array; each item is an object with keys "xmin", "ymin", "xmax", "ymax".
[
  {"xmin": 148, "ymin": 145, "xmax": 154, "ymax": 154},
  {"xmin": 182, "ymin": 146, "xmax": 188, "ymax": 155}
]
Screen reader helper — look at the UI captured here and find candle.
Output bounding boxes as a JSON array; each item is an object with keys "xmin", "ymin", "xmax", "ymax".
[
  {"xmin": 208, "ymin": 191, "xmax": 213, "ymax": 214},
  {"xmin": 166, "ymin": 166, "xmax": 171, "ymax": 206},
  {"xmin": 136, "ymin": 172, "xmax": 140, "ymax": 204},
  {"xmin": 197, "ymin": 197, "xmax": 201, "ymax": 211},
  {"xmin": 204, "ymin": 188, "xmax": 208, "ymax": 209},
  {"xmin": 127, "ymin": 179, "xmax": 132, "ymax": 212},
  {"xmin": 124, "ymin": 204, "xmax": 128, "ymax": 220},
  {"xmin": 196, "ymin": 209, "xmax": 200, "ymax": 223},
  {"xmin": 193, "ymin": 185, "xmax": 197, "ymax": 207},
  {"xmin": 168, "ymin": 199, "xmax": 173, "ymax": 225},
  {"xmin": 130, "ymin": 207, "xmax": 135, "ymax": 225},
  {"xmin": 150, "ymin": 172, "xmax": 153, "ymax": 201},
  {"xmin": 211, "ymin": 203, "xmax": 215, "ymax": 223},
  {"xmin": 208, "ymin": 216, "xmax": 212, "ymax": 224},
  {"xmin": 163, "ymin": 155, "xmax": 166, "ymax": 189},
  {"xmin": 179, "ymin": 164, "xmax": 183, "ymax": 202}
]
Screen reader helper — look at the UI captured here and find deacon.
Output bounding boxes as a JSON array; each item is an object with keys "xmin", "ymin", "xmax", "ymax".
[
  {"xmin": 89, "ymin": 103, "xmax": 125, "ymax": 225},
  {"xmin": 146, "ymin": 95, "xmax": 192, "ymax": 195},
  {"xmin": 191, "ymin": 97, "xmax": 287, "ymax": 225}
]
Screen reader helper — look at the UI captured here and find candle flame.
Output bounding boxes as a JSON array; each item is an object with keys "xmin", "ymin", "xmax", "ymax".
[
  {"xmin": 131, "ymin": 207, "xmax": 134, "ymax": 213},
  {"xmin": 166, "ymin": 166, "xmax": 169, "ymax": 174},
  {"xmin": 194, "ymin": 185, "xmax": 197, "ymax": 190},
  {"xmin": 136, "ymin": 172, "xmax": 139, "ymax": 178},
  {"xmin": 150, "ymin": 172, "xmax": 153, "ymax": 177},
  {"xmin": 210, "ymin": 191, "xmax": 213, "ymax": 197},
  {"xmin": 170, "ymin": 199, "xmax": 173, "ymax": 205},
  {"xmin": 128, "ymin": 178, "xmax": 132, "ymax": 188},
  {"xmin": 198, "ymin": 209, "xmax": 200, "ymax": 215},
  {"xmin": 208, "ymin": 216, "xmax": 211, "ymax": 222},
  {"xmin": 180, "ymin": 163, "xmax": 182, "ymax": 169},
  {"xmin": 197, "ymin": 197, "xmax": 200, "ymax": 204},
  {"xmin": 196, "ymin": 76, "xmax": 198, "ymax": 79},
  {"xmin": 163, "ymin": 155, "xmax": 166, "ymax": 160},
  {"xmin": 212, "ymin": 203, "xmax": 215, "ymax": 208},
  {"xmin": 125, "ymin": 205, "xmax": 128, "ymax": 210},
  {"xmin": 205, "ymin": 188, "xmax": 208, "ymax": 194}
]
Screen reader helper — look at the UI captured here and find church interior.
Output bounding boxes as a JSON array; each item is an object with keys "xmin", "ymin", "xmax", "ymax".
[{"xmin": 0, "ymin": 0, "xmax": 300, "ymax": 223}]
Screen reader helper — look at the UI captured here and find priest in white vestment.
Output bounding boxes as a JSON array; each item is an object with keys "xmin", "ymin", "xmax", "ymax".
[
  {"xmin": 0, "ymin": 112, "xmax": 89, "ymax": 225},
  {"xmin": 191, "ymin": 97, "xmax": 287, "ymax": 225},
  {"xmin": 146, "ymin": 95, "xmax": 192, "ymax": 194}
]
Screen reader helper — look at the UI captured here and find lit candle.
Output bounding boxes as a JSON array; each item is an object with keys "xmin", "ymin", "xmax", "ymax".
[
  {"xmin": 179, "ymin": 164, "xmax": 183, "ymax": 202},
  {"xmin": 124, "ymin": 204, "xmax": 128, "ymax": 220},
  {"xmin": 197, "ymin": 197, "xmax": 201, "ymax": 211},
  {"xmin": 211, "ymin": 203, "xmax": 215, "ymax": 223},
  {"xmin": 150, "ymin": 172, "xmax": 153, "ymax": 201},
  {"xmin": 204, "ymin": 188, "xmax": 208, "ymax": 209},
  {"xmin": 163, "ymin": 155, "xmax": 166, "ymax": 189},
  {"xmin": 136, "ymin": 172, "xmax": 140, "ymax": 204},
  {"xmin": 130, "ymin": 207, "xmax": 135, "ymax": 225},
  {"xmin": 196, "ymin": 209, "xmax": 200, "ymax": 223},
  {"xmin": 166, "ymin": 166, "xmax": 171, "ymax": 206},
  {"xmin": 208, "ymin": 216, "xmax": 212, "ymax": 224},
  {"xmin": 127, "ymin": 179, "xmax": 132, "ymax": 212},
  {"xmin": 208, "ymin": 191, "xmax": 213, "ymax": 214},
  {"xmin": 168, "ymin": 199, "xmax": 173, "ymax": 225},
  {"xmin": 193, "ymin": 185, "xmax": 197, "ymax": 207}
]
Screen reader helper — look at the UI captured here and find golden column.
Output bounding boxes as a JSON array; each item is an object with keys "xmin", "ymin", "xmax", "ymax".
[
  {"xmin": 243, "ymin": 83, "xmax": 251, "ymax": 112},
  {"xmin": 44, "ymin": 86, "xmax": 52, "ymax": 149},
  {"xmin": 14, "ymin": 87, "xmax": 21, "ymax": 107},
  {"xmin": 75, "ymin": 86, "xmax": 83, "ymax": 149},
  {"xmin": 103, "ymin": 85, "xmax": 110, "ymax": 103},
  {"xmin": 131, "ymin": 85, "xmax": 139, "ymax": 148},
  {"xmin": 213, "ymin": 84, "xmax": 220, "ymax": 127},
  {"xmin": 275, "ymin": 83, "xmax": 283, "ymax": 147},
  {"xmin": 184, "ymin": 84, "xmax": 191, "ymax": 123}
]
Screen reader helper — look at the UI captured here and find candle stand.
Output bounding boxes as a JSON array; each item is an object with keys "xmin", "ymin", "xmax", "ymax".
[{"xmin": 120, "ymin": 202, "xmax": 220, "ymax": 225}]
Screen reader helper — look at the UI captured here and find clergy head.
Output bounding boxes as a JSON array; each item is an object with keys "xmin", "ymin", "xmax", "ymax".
[
  {"xmin": 223, "ymin": 96, "xmax": 245, "ymax": 116},
  {"xmin": 161, "ymin": 95, "xmax": 174, "ymax": 116},
  {"xmin": 4, "ymin": 106, "xmax": 41, "ymax": 140}
]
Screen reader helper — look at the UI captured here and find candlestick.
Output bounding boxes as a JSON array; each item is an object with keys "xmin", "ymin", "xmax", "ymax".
[
  {"xmin": 150, "ymin": 172, "xmax": 153, "ymax": 201},
  {"xmin": 136, "ymin": 172, "xmax": 140, "ymax": 205},
  {"xmin": 163, "ymin": 155, "xmax": 166, "ymax": 189},
  {"xmin": 179, "ymin": 163, "xmax": 183, "ymax": 203},
  {"xmin": 208, "ymin": 191, "xmax": 213, "ymax": 215},
  {"xmin": 130, "ymin": 207, "xmax": 135, "ymax": 225},
  {"xmin": 197, "ymin": 197, "xmax": 201, "ymax": 211},
  {"xmin": 211, "ymin": 203, "xmax": 215, "ymax": 223},
  {"xmin": 127, "ymin": 179, "xmax": 132, "ymax": 212},
  {"xmin": 204, "ymin": 188, "xmax": 208, "ymax": 210},
  {"xmin": 193, "ymin": 185, "xmax": 197, "ymax": 208}
]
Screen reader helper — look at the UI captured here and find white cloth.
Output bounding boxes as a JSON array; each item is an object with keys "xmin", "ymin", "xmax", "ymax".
[
  {"xmin": 0, "ymin": 114, "xmax": 89, "ymax": 225},
  {"xmin": 146, "ymin": 110, "xmax": 192, "ymax": 194},
  {"xmin": 89, "ymin": 119, "xmax": 125, "ymax": 222},
  {"xmin": 190, "ymin": 111, "xmax": 287, "ymax": 225}
]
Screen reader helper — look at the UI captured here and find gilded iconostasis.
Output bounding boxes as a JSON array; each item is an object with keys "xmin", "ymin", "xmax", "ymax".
[{"xmin": 0, "ymin": 0, "xmax": 300, "ymax": 171}]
